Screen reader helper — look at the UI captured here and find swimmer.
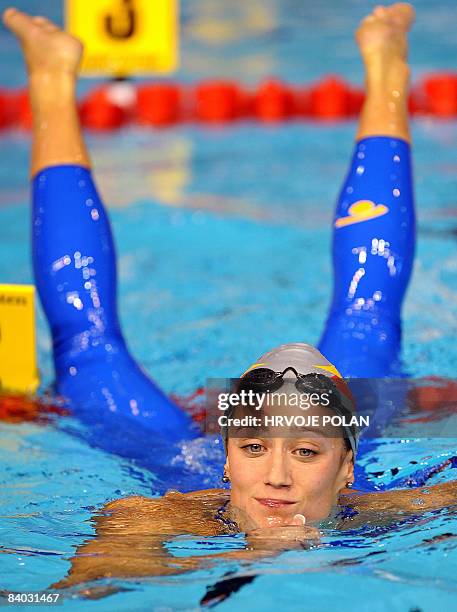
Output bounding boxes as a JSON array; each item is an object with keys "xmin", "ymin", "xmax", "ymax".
[{"xmin": 3, "ymin": 3, "xmax": 457, "ymax": 587}]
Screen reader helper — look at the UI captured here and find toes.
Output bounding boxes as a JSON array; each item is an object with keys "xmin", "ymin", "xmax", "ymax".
[
  {"xmin": 32, "ymin": 15, "xmax": 59, "ymax": 32},
  {"xmin": 355, "ymin": 14, "xmax": 376, "ymax": 38},
  {"xmin": 365, "ymin": 3, "xmax": 415, "ymax": 32},
  {"xmin": 385, "ymin": 3, "xmax": 416, "ymax": 28},
  {"xmin": 32, "ymin": 15, "xmax": 51, "ymax": 26},
  {"xmin": 361, "ymin": 14, "xmax": 377, "ymax": 26},
  {"xmin": 3, "ymin": 9, "xmax": 60, "ymax": 38},
  {"xmin": 373, "ymin": 5, "xmax": 397, "ymax": 26},
  {"xmin": 2, "ymin": 7, "xmax": 33, "ymax": 37},
  {"xmin": 392, "ymin": 2, "xmax": 416, "ymax": 16},
  {"xmin": 2, "ymin": 6, "xmax": 18, "ymax": 23},
  {"xmin": 374, "ymin": 6, "xmax": 388, "ymax": 18}
]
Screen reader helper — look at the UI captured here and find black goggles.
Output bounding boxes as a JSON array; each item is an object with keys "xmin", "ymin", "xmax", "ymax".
[
  {"xmin": 238, "ymin": 367, "xmax": 331, "ymax": 393},
  {"xmin": 236, "ymin": 367, "xmax": 355, "ymax": 414},
  {"xmin": 234, "ymin": 366, "xmax": 358, "ymax": 456}
]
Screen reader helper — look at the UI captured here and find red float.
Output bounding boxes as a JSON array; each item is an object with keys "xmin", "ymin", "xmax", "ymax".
[
  {"xmin": 407, "ymin": 377, "xmax": 457, "ymax": 415},
  {"xmin": 408, "ymin": 87, "xmax": 424, "ymax": 115},
  {"xmin": 0, "ymin": 394, "xmax": 68, "ymax": 424},
  {"xmin": 16, "ymin": 88, "xmax": 32, "ymax": 129},
  {"xmin": 170, "ymin": 387, "xmax": 206, "ymax": 426},
  {"xmin": 136, "ymin": 83, "xmax": 181, "ymax": 126},
  {"xmin": 0, "ymin": 90, "xmax": 12, "ymax": 128},
  {"xmin": 1, "ymin": 73, "xmax": 457, "ymax": 133},
  {"xmin": 423, "ymin": 73, "xmax": 457, "ymax": 117},
  {"xmin": 293, "ymin": 87, "xmax": 312, "ymax": 117},
  {"xmin": 194, "ymin": 80, "xmax": 245, "ymax": 122},
  {"xmin": 310, "ymin": 76, "xmax": 351, "ymax": 119},
  {"xmin": 348, "ymin": 87, "xmax": 365, "ymax": 115},
  {"xmin": 80, "ymin": 86, "xmax": 127, "ymax": 130},
  {"xmin": 253, "ymin": 79, "xmax": 294, "ymax": 122}
]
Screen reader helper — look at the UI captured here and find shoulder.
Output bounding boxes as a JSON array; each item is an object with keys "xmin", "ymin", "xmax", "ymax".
[
  {"xmin": 164, "ymin": 488, "xmax": 228, "ymax": 501},
  {"xmin": 98, "ymin": 489, "xmax": 229, "ymax": 536},
  {"xmin": 103, "ymin": 495, "xmax": 160, "ymax": 513},
  {"xmin": 103, "ymin": 488, "xmax": 228, "ymax": 513}
]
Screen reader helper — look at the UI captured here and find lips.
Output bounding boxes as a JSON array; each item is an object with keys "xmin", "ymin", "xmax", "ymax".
[{"xmin": 255, "ymin": 498, "xmax": 297, "ymax": 508}]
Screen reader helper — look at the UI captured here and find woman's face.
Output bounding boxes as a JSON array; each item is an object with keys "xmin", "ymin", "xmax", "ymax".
[{"xmin": 225, "ymin": 406, "xmax": 354, "ymax": 527}]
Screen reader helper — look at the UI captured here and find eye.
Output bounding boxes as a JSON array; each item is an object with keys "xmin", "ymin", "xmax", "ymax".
[
  {"xmin": 293, "ymin": 448, "xmax": 317, "ymax": 458},
  {"xmin": 241, "ymin": 443, "xmax": 265, "ymax": 454}
]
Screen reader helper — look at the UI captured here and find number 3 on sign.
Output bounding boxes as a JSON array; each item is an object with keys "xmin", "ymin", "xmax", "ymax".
[
  {"xmin": 65, "ymin": 0, "xmax": 178, "ymax": 76},
  {"xmin": 105, "ymin": 0, "xmax": 136, "ymax": 39}
]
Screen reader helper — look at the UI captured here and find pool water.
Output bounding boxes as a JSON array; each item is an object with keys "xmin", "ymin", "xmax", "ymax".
[{"xmin": 1, "ymin": 0, "xmax": 457, "ymax": 610}]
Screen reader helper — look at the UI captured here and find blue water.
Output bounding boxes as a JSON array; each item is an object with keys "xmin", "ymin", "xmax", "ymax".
[{"xmin": 1, "ymin": 1, "xmax": 457, "ymax": 610}]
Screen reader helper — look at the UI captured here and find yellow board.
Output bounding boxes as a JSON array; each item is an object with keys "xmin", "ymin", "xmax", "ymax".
[
  {"xmin": 0, "ymin": 285, "xmax": 39, "ymax": 394},
  {"xmin": 65, "ymin": 0, "xmax": 178, "ymax": 76}
]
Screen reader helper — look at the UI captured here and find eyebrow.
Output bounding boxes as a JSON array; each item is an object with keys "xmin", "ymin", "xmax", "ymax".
[
  {"xmin": 231, "ymin": 425, "xmax": 332, "ymax": 438},
  {"xmin": 293, "ymin": 426, "xmax": 328, "ymax": 437},
  {"xmin": 233, "ymin": 426, "xmax": 265, "ymax": 436}
]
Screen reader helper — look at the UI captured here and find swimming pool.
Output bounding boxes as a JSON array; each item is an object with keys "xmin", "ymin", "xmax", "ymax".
[{"xmin": 1, "ymin": 0, "xmax": 457, "ymax": 609}]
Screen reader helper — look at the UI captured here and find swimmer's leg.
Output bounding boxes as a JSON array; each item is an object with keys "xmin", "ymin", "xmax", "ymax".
[
  {"xmin": 318, "ymin": 4, "xmax": 416, "ymax": 377},
  {"xmin": 3, "ymin": 9, "xmax": 194, "ymax": 440}
]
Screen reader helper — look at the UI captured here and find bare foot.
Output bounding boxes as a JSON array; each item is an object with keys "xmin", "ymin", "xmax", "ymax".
[
  {"xmin": 355, "ymin": 3, "xmax": 414, "ymax": 141},
  {"xmin": 356, "ymin": 3, "xmax": 415, "ymax": 64},
  {"xmin": 2, "ymin": 7, "xmax": 83, "ymax": 77}
]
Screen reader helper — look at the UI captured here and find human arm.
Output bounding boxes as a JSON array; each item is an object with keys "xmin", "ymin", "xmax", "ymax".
[
  {"xmin": 344, "ymin": 479, "xmax": 457, "ymax": 518},
  {"xmin": 52, "ymin": 494, "xmax": 320, "ymax": 589}
]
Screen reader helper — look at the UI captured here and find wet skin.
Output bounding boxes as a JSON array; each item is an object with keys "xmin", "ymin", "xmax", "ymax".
[{"xmin": 52, "ymin": 477, "xmax": 457, "ymax": 590}]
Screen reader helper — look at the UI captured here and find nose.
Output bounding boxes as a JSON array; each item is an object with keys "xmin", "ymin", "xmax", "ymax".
[{"xmin": 264, "ymin": 446, "xmax": 292, "ymax": 488}]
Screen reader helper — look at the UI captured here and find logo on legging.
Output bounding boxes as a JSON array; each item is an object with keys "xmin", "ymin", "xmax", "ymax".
[{"xmin": 335, "ymin": 200, "xmax": 389, "ymax": 228}]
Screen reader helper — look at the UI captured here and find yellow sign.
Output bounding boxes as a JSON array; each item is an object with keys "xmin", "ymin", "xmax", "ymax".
[
  {"xmin": 0, "ymin": 285, "xmax": 39, "ymax": 394},
  {"xmin": 65, "ymin": 0, "xmax": 178, "ymax": 76}
]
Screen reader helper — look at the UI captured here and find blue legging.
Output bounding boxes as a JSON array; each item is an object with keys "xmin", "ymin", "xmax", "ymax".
[
  {"xmin": 32, "ymin": 136, "xmax": 415, "ymax": 440},
  {"xmin": 32, "ymin": 166, "xmax": 195, "ymax": 442},
  {"xmin": 318, "ymin": 136, "xmax": 415, "ymax": 377}
]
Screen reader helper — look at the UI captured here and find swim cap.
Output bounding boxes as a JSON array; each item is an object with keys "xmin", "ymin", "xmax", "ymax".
[
  {"xmin": 224, "ymin": 343, "xmax": 358, "ymax": 458},
  {"xmin": 242, "ymin": 343, "xmax": 343, "ymax": 379}
]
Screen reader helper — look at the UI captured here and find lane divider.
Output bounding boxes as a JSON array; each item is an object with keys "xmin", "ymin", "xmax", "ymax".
[{"xmin": 1, "ymin": 73, "xmax": 457, "ymax": 131}]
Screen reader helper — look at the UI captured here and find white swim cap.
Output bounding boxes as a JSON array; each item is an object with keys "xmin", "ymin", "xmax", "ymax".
[{"xmin": 243, "ymin": 342, "xmax": 343, "ymax": 379}]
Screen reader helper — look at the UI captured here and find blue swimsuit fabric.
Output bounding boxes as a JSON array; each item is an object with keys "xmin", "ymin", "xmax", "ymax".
[
  {"xmin": 32, "ymin": 136, "xmax": 415, "ymax": 445},
  {"xmin": 318, "ymin": 136, "xmax": 415, "ymax": 377},
  {"xmin": 32, "ymin": 165, "xmax": 195, "ymax": 443}
]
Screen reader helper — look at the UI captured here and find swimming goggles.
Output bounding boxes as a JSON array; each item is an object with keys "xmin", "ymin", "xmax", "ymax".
[
  {"xmin": 238, "ymin": 366, "xmax": 341, "ymax": 395},
  {"xmin": 235, "ymin": 366, "xmax": 358, "ymax": 456}
]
